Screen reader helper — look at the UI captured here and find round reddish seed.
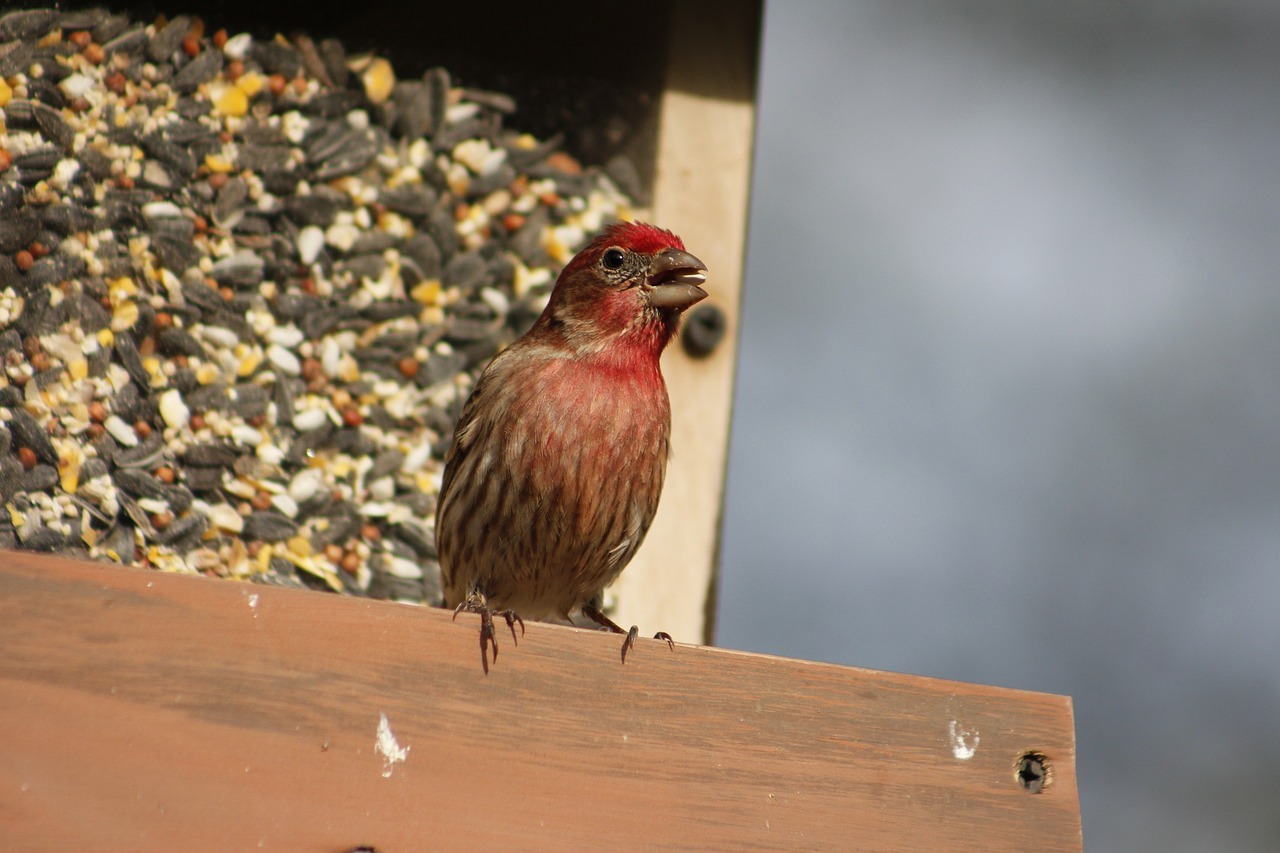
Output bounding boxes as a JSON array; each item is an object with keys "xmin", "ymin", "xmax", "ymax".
[
  {"xmin": 14, "ymin": 250, "xmax": 34, "ymax": 271},
  {"xmin": 134, "ymin": 420, "xmax": 152, "ymax": 439},
  {"xmin": 361, "ymin": 523, "xmax": 381, "ymax": 542},
  {"xmin": 341, "ymin": 406, "xmax": 363, "ymax": 428},
  {"xmin": 89, "ymin": 401, "xmax": 108, "ymax": 422},
  {"xmin": 151, "ymin": 511, "xmax": 173, "ymax": 531},
  {"xmin": 545, "ymin": 151, "xmax": 582, "ymax": 175},
  {"xmin": 0, "ymin": 149, "xmax": 11, "ymax": 173},
  {"xmin": 28, "ymin": 241, "xmax": 49, "ymax": 259},
  {"xmin": 155, "ymin": 465, "xmax": 176, "ymax": 484},
  {"xmin": 341, "ymin": 551, "xmax": 360, "ymax": 574},
  {"xmin": 397, "ymin": 357, "xmax": 419, "ymax": 379},
  {"xmin": 17, "ymin": 447, "xmax": 37, "ymax": 469},
  {"xmin": 212, "ymin": 29, "xmax": 228, "ymax": 49},
  {"xmin": 30, "ymin": 352, "xmax": 50, "ymax": 372},
  {"xmin": 87, "ymin": 422, "xmax": 105, "ymax": 439},
  {"xmin": 189, "ymin": 413, "xmax": 206, "ymax": 431},
  {"xmin": 84, "ymin": 42, "xmax": 104, "ymax": 64}
]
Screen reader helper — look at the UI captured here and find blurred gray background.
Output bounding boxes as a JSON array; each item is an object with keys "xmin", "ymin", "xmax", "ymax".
[{"xmin": 718, "ymin": 2, "xmax": 1280, "ymax": 850}]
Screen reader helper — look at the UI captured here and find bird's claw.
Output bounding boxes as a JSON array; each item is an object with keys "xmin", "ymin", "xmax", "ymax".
[
  {"xmin": 621, "ymin": 625, "xmax": 639, "ymax": 663},
  {"xmin": 454, "ymin": 595, "xmax": 523, "ymax": 674},
  {"xmin": 503, "ymin": 610, "xmax": 525, "ymax": 644},
  {"xmin": 479, "ymin": 607, "xmax": 498, "ymax": 673},
  {"xmin": 620, "ymin": 626, "xmax": 675, "ymax": 663},
  {"xmin": 583, "ymin": 602, "xmax": 674, "ymax": 664}
]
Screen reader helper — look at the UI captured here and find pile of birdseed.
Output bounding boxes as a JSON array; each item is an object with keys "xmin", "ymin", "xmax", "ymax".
[{"xmin": 0, "ymin": 6, "xmax": 640, "ymax": 603}]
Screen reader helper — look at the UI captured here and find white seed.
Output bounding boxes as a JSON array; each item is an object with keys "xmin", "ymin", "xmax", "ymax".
[
  {"xmin": 104, "ymin": 415, "xmax": 139, "ymax": 446},
  {"xmin": 198, "ymin": 326, "xmax": 240, "ymax": 349},
  {"xmin": 205, "ymin": 502, "xmax": 244, "ymax": 533},
  {"xmin": 59, "ymin": 73, "xmax": 96, "ymax": 99},
  {"xmin": 296, "ymin": 225, "xmax": 325, "ymax": 264},
  {"xmin": 142, "ymin": 201, "xmax": 184, "ymax": 220},
  {"xmin": 158, "ymin": 389, "xmax": 190, "ymax": 429},
  {"xmin": 256, "ymin": 444, "xmax": 286, "ymax": 466},
  {"xmin": 292, "ymin": 408, "xmax": 327, "ymax": 431},
  {"xmin": 231, "ymin": 424, "xmax": 263, "ymax": 447},
  {"xmin": 367, "ymin": 476, "xmax": 395, "ymax": 501},
  {"xmin": 271, "ymin": 494, "xmax": 299, "ymax": 518},
  {"xmin": 266, "ymin": 344, "xmax": 301, "ymax": 375},
  {"xmin": 266, "ymin": 325, "xmax": 304, "ymax": 349},
  {"xmin": 222, "ymin": 32, "xmax": 253, "ymax": 60},
  {"xmin": 325, "ymin": 222, "xmax": 361, "ymax": 252},
  {"xmin": 50, "ymin": 159, "xmax": 80, "ymax": 190},
  {"xmin": 401, "ymin": 442, "xmax": 432, "ymax": 474},
  {"xmin": 387, "ymin": 556, "xmax": 423, "ymax": 579},
  {"xmin": 289, "ymin": 468, "xmax": 325, "ymax": 503}
]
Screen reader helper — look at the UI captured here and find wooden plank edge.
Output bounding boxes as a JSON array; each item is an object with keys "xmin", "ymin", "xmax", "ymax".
[{"xmin": 0, "ymin": 551, "xmax": 1080, "ymax": 851}]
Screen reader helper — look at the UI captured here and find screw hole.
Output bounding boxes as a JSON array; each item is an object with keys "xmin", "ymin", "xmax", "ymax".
[
  {"xmin": 1015, "ymin": 751, "xmax": 1050, "ymax": 793},
  {"xmin": 681, "ymin": 303, "xmax": 726, "ymax": 358}
]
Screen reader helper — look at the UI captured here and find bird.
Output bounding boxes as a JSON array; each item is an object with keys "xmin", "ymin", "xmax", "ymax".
[{"xmin": 434, "ymin": 221, "xmax": 708, "ymax": 672}]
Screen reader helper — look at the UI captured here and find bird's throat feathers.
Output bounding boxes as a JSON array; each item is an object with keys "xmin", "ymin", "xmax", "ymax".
[{"xmin": 541, "ymin": 285, "xmax": 680, "ymax": 365}]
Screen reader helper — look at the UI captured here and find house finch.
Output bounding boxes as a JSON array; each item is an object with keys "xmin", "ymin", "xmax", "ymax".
[{"xmin": 435, "ymin": 221, "xmax": 708, "ymax": 672}]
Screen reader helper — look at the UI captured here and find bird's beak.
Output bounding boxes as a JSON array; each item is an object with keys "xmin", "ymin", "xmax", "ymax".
[{"xmin": 646, "ymin": 248, "xmax": 708, "ymax": 310}]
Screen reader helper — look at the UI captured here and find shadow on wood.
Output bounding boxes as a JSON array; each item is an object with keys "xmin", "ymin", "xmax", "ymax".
[{"xmin": 0, "ymin": 551, "xmax": 1081, "ymax": 851}]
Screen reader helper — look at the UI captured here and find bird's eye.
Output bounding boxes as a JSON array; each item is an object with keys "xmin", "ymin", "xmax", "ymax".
[{"xmin": 601, "ymin": 248, "xmax": 626, "ymax": 270}]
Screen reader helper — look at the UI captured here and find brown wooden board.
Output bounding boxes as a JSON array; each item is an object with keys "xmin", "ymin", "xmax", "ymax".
[{"xmin": 0, "ymin": 551, "xmax": 1081, "ymax": 851}]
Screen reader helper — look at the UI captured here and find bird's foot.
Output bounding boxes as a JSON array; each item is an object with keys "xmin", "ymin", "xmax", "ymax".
[
  {"xmin": 453, "ymin": 594, "xmax": 524, "ymax": 674},
  {"xmin": 582, "ymin": 603, "xmax": 675, "ymax": 664}
]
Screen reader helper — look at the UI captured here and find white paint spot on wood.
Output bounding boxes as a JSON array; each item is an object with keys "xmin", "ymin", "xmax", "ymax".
[
  {"xmin": 949, "ymin": 719, "xmax": 979, "ymax": 760},
  {"xmin": 376, "ymin": 711, "xmax": 410, "ymax": 777}
]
